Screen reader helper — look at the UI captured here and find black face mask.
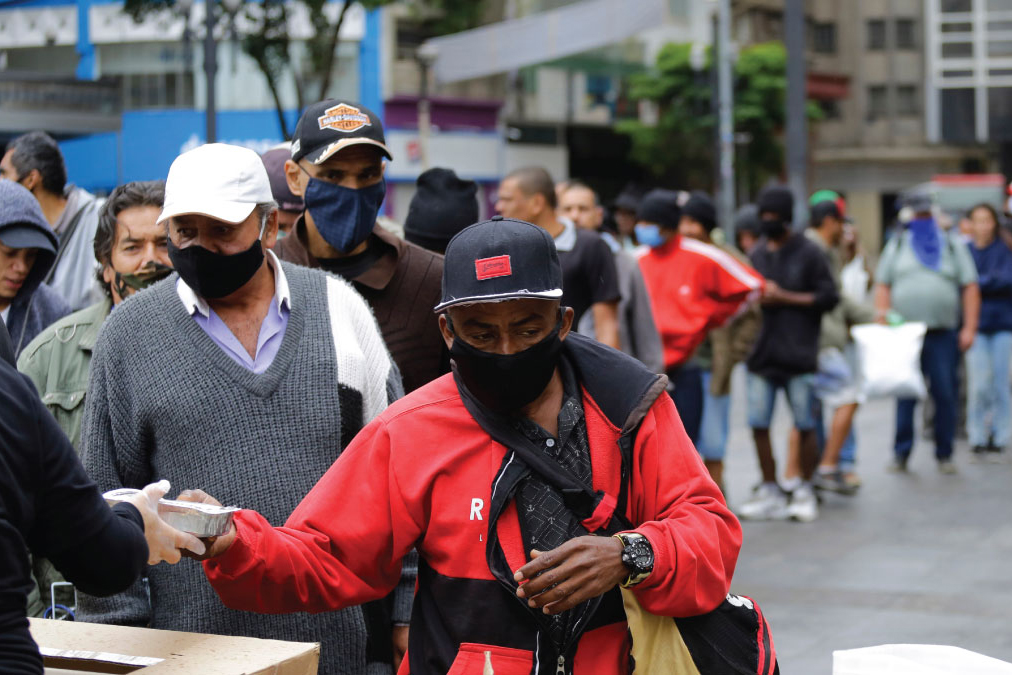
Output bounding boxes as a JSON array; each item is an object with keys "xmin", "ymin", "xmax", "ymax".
[
  {"xmin": 167, "ymin": 234, "xmax": 264, "ymax": 299},
  {"xmin": 450, "ymin": 324, "xmax": 564, "ymax": 415},
  {"xmin": 760, "ymin": 218, "xmax": 788, "ymax": 238}
]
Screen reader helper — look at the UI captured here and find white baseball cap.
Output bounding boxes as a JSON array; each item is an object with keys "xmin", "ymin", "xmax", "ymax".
[{"xmin": 157, "ymin": 143, "xmax": 275, "ymax": 225}]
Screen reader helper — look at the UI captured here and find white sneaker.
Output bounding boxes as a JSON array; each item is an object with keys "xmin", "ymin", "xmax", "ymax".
[
  {"xmin": 786, "ymin": 484, "xmax": 819, "ymax": 523},
  {"xmin": 737, "ymin": 483, "xmax": 788, "ymax": 521}
]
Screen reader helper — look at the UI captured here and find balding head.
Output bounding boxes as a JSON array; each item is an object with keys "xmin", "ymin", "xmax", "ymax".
[{"xmin": 496, "ymin": 167, "xmax": 559, "ymax": 226}]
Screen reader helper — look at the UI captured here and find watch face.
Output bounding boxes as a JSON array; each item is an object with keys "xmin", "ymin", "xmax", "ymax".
[{"xmin": 622, "ymin": 538, "xmax": 654, "ymax": 575}]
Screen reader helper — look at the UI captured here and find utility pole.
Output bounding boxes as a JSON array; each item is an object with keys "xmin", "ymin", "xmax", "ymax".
[
  {"xmin": 204, "ymin": 0, "xmax": 218, "ymax": 143},
  {"xmin": 716, "ymin": 0, "xmax": 735, "ymax": 242},
  {"xmin": 784, "ymin": 0, "xmax": 807, "ymax": 226}
]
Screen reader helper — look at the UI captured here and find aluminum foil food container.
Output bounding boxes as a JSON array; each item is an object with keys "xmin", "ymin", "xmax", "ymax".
[{"xmin": 103, "ymin": 488, "xmax": 240, "ymax": 537}]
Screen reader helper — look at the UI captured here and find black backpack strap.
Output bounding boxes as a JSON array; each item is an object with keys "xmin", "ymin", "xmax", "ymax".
[{"xmin": 455, "ymin": 369, "xmax": 625, "ymax": 533}]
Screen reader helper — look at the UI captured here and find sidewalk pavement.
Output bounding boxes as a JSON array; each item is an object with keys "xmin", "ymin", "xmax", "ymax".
[{"xmin": 722, "ymin": 367, "xmax": 1012, "ymax": 673}]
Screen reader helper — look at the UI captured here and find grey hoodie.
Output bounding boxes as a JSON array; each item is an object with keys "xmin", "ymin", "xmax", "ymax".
[{"xmin": 0, "ymin": 181, "xmax": 72, "ymax": 356}]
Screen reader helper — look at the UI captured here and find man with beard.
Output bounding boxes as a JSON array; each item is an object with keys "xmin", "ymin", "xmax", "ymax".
[{"xmin": 19, "ymin": 181, "xmax": 172, "ymax": 452}]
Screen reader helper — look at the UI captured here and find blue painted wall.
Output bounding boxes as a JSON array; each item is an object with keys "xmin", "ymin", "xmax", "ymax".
[{"xmin": 61, "ymin": 108, "xmax": 300, "ymax": 193}]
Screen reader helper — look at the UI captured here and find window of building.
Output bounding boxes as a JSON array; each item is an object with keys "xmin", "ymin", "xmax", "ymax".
[
  {"xmin": 987, "ymin": 0, "xmax": 1012, "ymax": 10},
  {"xmin": 122, "ymin": 72, "xmax": 194, "ymax": 110},
  {"xmin": 989, "ymin": 41, "xmax": 1012, "ymax": 57},
  {"xmin": 941, "ymin": 0, "xmax": 972, "ymax": 11},
  {"xmin": 897, "ymin": 85, "xmax": 919, "ymax": 116},
  {"xmin": 988, "ymin": 20, "xmax": 1012, "ymax": 31},
  {"xmin": 867, "ymin": 85, "xmax": 888, "ymax": 121},
  {"xmin": 941, "ymin": 88, "xmax": 975, "ymax": 143},
  {"xmin": 942, "ymin": 42, "xmax": 974, "ymax": 57},
  {"xmin": 989, "ymin": 87, "xmax": 1012, "ymax": 140},
  {"xmin": 941, "ymin": 22, "xmax": 973, "ymax": 32},
  {"xmin": 819, "ymin": 99, "xmax": 841, "ymax": 120},
  {"xmin": 943, "ymin": 69, "xmax": 974, "ymax": 78},
  {"xmin": 867, "ymin": 19, "xmax": 886, "ymax": 50},
  {"xmin": 896, "ymin": 19, "xmax": 917, "ymax": 49},
  {"xmin": 814, "ymin": 23, "xmax": 837, "ymax": 53}
]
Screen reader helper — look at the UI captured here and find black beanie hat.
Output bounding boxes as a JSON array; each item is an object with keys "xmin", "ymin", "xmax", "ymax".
[
  {"xmin": 636, "ymin": 189, "xmax": 682, "ymax": 230},
  {"xmin": 404, "ymin": 168, "xmax": 479, "ymax": 254},
  {"xmin": 757, "ymin": 186, "xmax": 795, "ymax": 223},
  {"xmin": 682, "ymin": 190, "xmax": 717, "ymax": 232}
]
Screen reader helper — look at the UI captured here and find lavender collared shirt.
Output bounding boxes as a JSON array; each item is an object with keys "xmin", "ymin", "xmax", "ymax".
[{"xmin": 176, "ymin": 250, "xmax": 291, "ymax": 374}]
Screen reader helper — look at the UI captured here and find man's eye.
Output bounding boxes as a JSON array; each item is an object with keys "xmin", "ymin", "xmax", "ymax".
[{"xmin": 123, "ymin": 245, "xmax": 139, "ymax": 253}]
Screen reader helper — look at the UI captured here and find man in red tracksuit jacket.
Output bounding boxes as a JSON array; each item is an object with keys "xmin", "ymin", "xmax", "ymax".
[
  {"xmin": 184, "ymin": 217, "xmax": 742, "ymax": 675},
  {"xmin": 635, "ymin": 189, "xmax": 764, "ymax": 445}
]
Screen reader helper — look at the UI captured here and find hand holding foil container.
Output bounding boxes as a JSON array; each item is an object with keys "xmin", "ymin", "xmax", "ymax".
[{"xmin": 103, "ymin": 488, "xmax": 240, "ymax": 538}]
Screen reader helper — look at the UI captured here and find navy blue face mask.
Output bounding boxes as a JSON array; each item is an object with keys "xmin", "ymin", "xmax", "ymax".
[{"xmin": 303, "ymin": 175, "xmax": 386, "ymax": 254}]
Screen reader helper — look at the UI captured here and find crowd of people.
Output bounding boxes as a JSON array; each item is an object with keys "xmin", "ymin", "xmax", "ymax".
[{"xmin": 3, "ymin": 95, "xmax": 1010, "ymax": 675}]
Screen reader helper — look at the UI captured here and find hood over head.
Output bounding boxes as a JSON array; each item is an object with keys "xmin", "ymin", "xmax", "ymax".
[{"xmin": 0, "ymin": 180, "xmax": 59, "ymax": 303}]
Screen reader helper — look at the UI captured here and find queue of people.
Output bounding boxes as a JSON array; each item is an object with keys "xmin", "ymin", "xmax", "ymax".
[{"xmin": 3, "ymin": 96, "xmax": 1010, "ymax": 674}]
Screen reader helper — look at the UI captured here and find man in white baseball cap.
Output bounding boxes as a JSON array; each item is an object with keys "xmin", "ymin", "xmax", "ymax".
[{"xmin": 78, "ymin": 143, "xmax": 407, "ymax": 675}]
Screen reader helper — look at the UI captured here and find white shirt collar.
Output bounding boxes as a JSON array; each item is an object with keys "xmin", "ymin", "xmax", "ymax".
[
  {"xmin": 176, "ymin": 248, "xmax": 291, "ymax": 318},
  {"xmin": 554, "ymin": 217, "xmax": 578, "ymax": 252}
]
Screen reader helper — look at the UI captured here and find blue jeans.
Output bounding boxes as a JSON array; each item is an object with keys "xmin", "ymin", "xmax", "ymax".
[
  {"xmin": 965, "ymin": 331, "xmax": 1012, "ymax": 448},
  {"xmin": 669, "ymin": 364, "xmax": 703, "ymax": 444},
  {"xmin": 699, "ymin": 371, "xmax": 730, "ymax": 460},
  {"xmin": 813, "ymin": 398, "xmax": 858, "ymax": 469},
  {"xmin": 895, "ymin": 329, "xmax": 959, "ymax": 460},
  {"xmin": 747, "ymin": 372, "xmax": 817, "ymax": 431}
]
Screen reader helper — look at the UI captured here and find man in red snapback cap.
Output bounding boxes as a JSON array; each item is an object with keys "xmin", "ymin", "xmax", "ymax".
[{"xmin": 180, "ymin": 216, "xmax": 744, "ymax": 675}]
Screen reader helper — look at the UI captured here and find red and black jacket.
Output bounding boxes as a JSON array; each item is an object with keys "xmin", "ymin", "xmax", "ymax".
[{"xmin": 205, "ymin": 334, "xmax": 742, "ymax": 674}]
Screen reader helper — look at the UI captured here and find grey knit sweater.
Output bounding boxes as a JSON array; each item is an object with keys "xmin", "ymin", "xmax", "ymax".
[{"xmin": 79, "ymin": 263, "xmax": 404, "ymax": 675}]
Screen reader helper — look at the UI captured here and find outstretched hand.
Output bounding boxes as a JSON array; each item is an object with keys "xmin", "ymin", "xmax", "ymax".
[
  {"xmin": 513, "ymin": 535, "xmax": 627, "ymax": 615},
  {"xmin": 175, "ymin": 489, "xmax": 238, "ymax": 560},
  {"xmin": 123, "ymin": 480, "xmax": 206, "ymax": 565}
]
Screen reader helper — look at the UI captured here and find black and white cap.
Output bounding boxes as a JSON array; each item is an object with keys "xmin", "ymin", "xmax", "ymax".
[
  {"xmin": 291, "ymin": 99, "xmax": 393, "ymax": 165},
  {"xmin": 434, "ymin": 216, "xmax": 564, "ymax": 312}
]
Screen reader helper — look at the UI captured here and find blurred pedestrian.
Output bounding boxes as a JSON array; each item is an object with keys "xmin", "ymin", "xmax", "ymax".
[
  {"xmin": 637, "ymin": 188, "xmax": 763, "ymax": 444},
  {"xmin": 277, "ymin": 99, "xmax": 447, "ymax": 394},
  {"xmin": 735, "ymin": 204, "xmax": 762, "ymax": 255},
  {"xmin": 496, "ymin": 167, "xmax": 621, "ymax": 349},
  {"xmin": 186, "ymin": 217, "xmax": 743, "ymax": 675},
  {"xmin": 874, "ymin": 194, "xmax": 980, "ymax": 473},
  {"xmin": 78, "ymin": 143, "xmax": 406, "ymax": 675},
  {"xmin": 557, "ymin": 180, "xmax": 604, "ymax": 231},
  {"xmin": 803, "ymin": 194, "xmax": 876, "ymax": 494},
  {"xmin": 612, "ymin": 186, "xmax": 643, "ymax": 250},
  {"xmin": 260, "ymin": 146, "xmax": 304, "ymax": 239},
  {"xmin": 1, "ymin": 132, "xmax": 102, "ymax": 310},
  {"xmin": 0, "ymin": 180, "xmax": 71, "ymax": 357},
  {"xmin": 738, "ymin": 186, "xmax": 838, "ymax": 523},
  {"xmin": 561, "ymin": 181, "xmax": 663, "ymax": 372},
  {"xmin": 678, "ymin": 191, "xmax": 762, "ymax": 491},
  {"xmin": 964, "ymin": 202, "xmax": 1012, "ymax": 461},
  {"xmin": 403, "ymin": 167, "xmax": 479, "ymax": 254}
]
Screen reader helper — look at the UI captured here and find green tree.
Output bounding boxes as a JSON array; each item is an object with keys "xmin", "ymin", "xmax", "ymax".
[
  {"xmin": 618, "ymin": 41, "xmax": 821, "ymax": 198},
  {"xmin": 122, "ymin": 0, "xmax": 487, "ymax": 139}
]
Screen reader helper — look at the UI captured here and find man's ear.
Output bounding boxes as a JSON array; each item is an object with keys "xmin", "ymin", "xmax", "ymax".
[
  {"xmin": 261, "ymin": 209, "xmax": 280, "ymax": 249},
  {"xmin": 285, "ymin": 159, "xmax": 305, "ymax": 198},
  {"xmin": 438, "ymin": 313, "xmax": 455, "ymax": 350},
  {"xmin": 20, "ymin": 169, "xmax": 41, "ymax": 194},
  {"xmin": 558, "ymin": 306, "xmax": 575, "ymax": 341}
]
